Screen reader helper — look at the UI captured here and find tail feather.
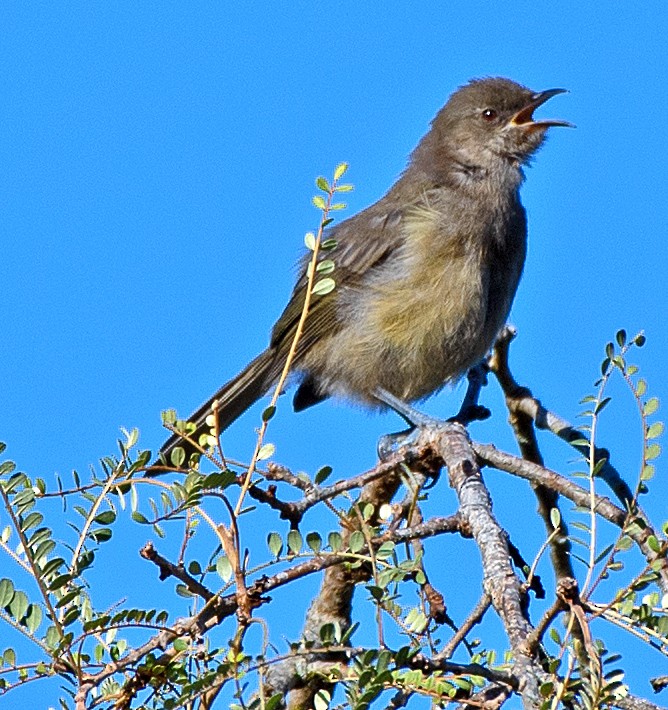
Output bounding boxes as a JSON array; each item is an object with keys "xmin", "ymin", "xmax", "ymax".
[{"xmin": 158, "ymin": 348, "xmax": 279, "ymax": 464}]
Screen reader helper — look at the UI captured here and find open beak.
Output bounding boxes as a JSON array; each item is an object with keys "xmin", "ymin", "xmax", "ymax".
[{"xmin": 511, "ymin": 88, "xmax": 574, "ymax": 129}]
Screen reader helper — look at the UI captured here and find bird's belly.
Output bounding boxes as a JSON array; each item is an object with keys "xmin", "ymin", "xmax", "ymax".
[{"xmin": 320, "ymin": 256, "xmax": 493, "ymax": 402}]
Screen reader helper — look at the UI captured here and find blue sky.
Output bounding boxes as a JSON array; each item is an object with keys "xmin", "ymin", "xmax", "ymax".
[{"xmin": 1, "ymin": 3, "xmax": 667, "ymax": 707}]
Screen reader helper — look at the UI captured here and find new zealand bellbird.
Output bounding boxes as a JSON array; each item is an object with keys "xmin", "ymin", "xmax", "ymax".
[{"xmin": 159, "ymin": 77, "xmax": 569, "ymax": 462}]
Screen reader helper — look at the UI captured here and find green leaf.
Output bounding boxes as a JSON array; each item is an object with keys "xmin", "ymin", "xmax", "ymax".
[
  {"xmin": 616, "ymin": 329, "xmax": 627, "ymax": 347},
  {"xmin": 170, "ymin": 447, "xmax": 185, "ymax": 468},
  {"xmin": 90, "ymin": 528, "xmax": 112, "ymax": 543},
  {"xmin": 55, "ymin": 589, "xmax": 80, "ymax": 609},
  {"xmin": 0, "ymin": 461, "xmax": 17, "ymax": 478},
  {"xmin": 636, "ymin": 379, "xmax": 647, "ymax": 397},
  {"xmin": 267, "ymin": 532, "xmax": 283, "ymax": 558},
  {"xmin": 9, "ymin": 591, "xmax": 29, "ymax": 621},
  {"xmin": 304, "ymin": 231, "xmax": 316, "ymax": 250},
  {"xmin": 334, "ymin": 162, "xmax": 348, "ymax": 181},
  {"xmin": 647, "ymin": 535, "xmax": 661, "ymax": 553},
  {"xmin": 405, "ymin": 607, "xmax": 428, "ymax": 633},
  {"xmin": 203, "ymin": 470, "xmax": 236, "ymax": 490},
  {"xmin": 321, "ymin": 238, "xmax": 338, "ymax": 250},
  {"xmin": 349, "ymin": 530, "xmax": 365, "ymax": 553},
  {"xmin": 616, "ymin": 536, "xmax": 633, "ymax": 551},
  {"xmin": 646, "ymin": 443, "xmax": 661, "ymax": 461},
  {"xmin": 550, "ymin": 508, "xmax": 561, "ymax": 528},
  {"xmin": 261, "ymin": 406, "xmax": 276, "ymax": 423},
  {"xmin": 94, "ymin": 510, "xmax": 116, "ymax": 525},
  {"xmin": 216, "ymin": 556, "xmax": 233, "ymax": 583},
  {"xmin": 330, "ymin": 202, "xmax": 346, "ymax": 210},
  {"xmin": 314, "ymin": 688, "xmax": 331, "ymax": 710},
  {"xmin": 306, "ymin": 532, "xmax": 322, "ymax": 554},
  {"xmin": 540, "ymin": 681, "xmax": 555, "ymax": 698},
  {"xmin": 312, "ymin": 277, "xmax": 335, "ymax": 296},
  {"xmin": 257, "ymin": 443, "xmax": 275, "ymax": 461},
  {"xmin": 647, "ymin": 422, "xmax": 664, "ymax": 439},
  {"xmin": 312, "ymin": 195, "xmax": 327, "ymax": 210},
  {"xmin": 376, "ymin": 541, "xmax": 395, "ymax": 559},
  {"xmin": 635, "ymin": 333, "xmax": 646, "ymax": 346},
  {"xmin": 316, "ymin": 176, "xmax": 330, "ymax": 192},
  {"xmin": 595, "ymin": 397, "xmax": 612, "ymax": 415},
  {"xmin": 26, "ymin": 604, "xmax": 42, "ymax": 634},
  {"xmin": 594, "ymin": 543, "xmax": 614, "ymax": 564},
  {"xmin": 0, "ymin": 579, "xmax": 15, "ymax": 607},
  {"xmin": 173, "ymin": 638, "xmax": 188, "ymax": 652},
  {"xmin": 49, "ymin": 574, "xmax": 72, "ymax": 591},
  {"xmin": 643, "ymin": 398, "xmax": 660, "ymax": 416},
  {"xmin": 569, "ymin": 438, "xmax": 590, "ymax": 447},
  {"xmin": 319, "ymin": 622, "xmax": 336, "ymax": 644},
  {"xmin": 265, "ymin": 693, "xmax": 284, "ymax": 710},
  {"xmin": 641, "ymin": 464, "xmax": 655, "ymax": 481},
  {"xmin": 123, "ymin": 427, "xmax": 139, "ymax": 448},
  {"xmin": 132, "ymin": 511, "xmax": 149, "ymax": 524},
  {"xmin": 287, "ymin": 530, "xmax": 302, "ymax": 555},
  {"xmin": 315, "ymin": 259, "xmax": 335, "ymax": 274},
  {"xmin": 314, "ymin": 465, "xmax": 332, "ymax": 485},
  {"xmin": 188, "ymin": 560, "xmax": 202, "ymax": 575},
  {"xmin": 63, "ymin": 606, "xmax": 80, "ymax": 626},
  {"xmin": 41, "ymin": 558, "xmax": 66, "ymax": 578},
  {"xmin": 591, "ymin": 457, "xmax": 608, "ymax": 477},
  {"xmin": 20, "ymin": 512, "xmax": 43, "ymax": 532},
  {"xmin": 335, "ymin": 183, "xmax": 354, "ymax": 192},
  {"xmin": 328, "ymin": 531, "xmax": 342, "ymax": 552},
  {"xmin": 367, "ymin": 584, "xmax": 384, "ymax": 601}
]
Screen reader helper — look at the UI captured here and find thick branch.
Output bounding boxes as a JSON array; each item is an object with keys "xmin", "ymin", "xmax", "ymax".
[{"xmin": 430, "ymin": 422, "xmax": 546, "ymax": 708}]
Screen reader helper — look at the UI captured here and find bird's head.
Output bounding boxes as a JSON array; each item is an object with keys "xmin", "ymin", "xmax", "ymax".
[{"xmin": 423, "ymin": 77, "xmax": 572, "ymax": 172}]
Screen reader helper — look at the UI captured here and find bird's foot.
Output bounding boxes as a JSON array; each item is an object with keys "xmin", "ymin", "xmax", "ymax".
[
  {"xmin": 374, "ymin": 387, "xmax": 450, "ymax": 459},
  {"xmin": 374, "ymin": 386, "xmax": 489, "ymax": 459},
  {"xmin": 377, "ymin": 425, "xmax": 419, "ymax": 459},
  {"xmin": 448, "ymin": 404, "xmax": 491, "ymax": 426}
]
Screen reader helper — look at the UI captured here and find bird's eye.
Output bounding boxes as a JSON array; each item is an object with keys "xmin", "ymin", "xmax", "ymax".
[{"xmin": 481, "ymin": 108, "xmax": 497, "ymax": 122}]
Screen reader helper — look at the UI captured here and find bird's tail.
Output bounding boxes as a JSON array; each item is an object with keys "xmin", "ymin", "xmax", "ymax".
[{"xmin": 158, "ymin": 348, "xmax": 279, "ymax": 464}]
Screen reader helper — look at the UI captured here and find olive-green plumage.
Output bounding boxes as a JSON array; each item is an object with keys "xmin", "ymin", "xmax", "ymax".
[{"xmin": 160, "ymin": 77, "xmax": 569, "ymax": 461}]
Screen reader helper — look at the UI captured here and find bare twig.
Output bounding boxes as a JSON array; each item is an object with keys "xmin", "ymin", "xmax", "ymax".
[
  {"xmin": 489, "ymin": 327, "xmax": 574, "ymax": 581},
  {"xmin": 140, "ymin": 541, "xmax": 214, "ymax": 602},
  {"xmin": 474, "ymin": 443, "xmax": 668, "ymax": 593}
]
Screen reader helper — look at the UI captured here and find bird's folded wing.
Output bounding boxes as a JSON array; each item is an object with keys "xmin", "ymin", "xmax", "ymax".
[{"xmin": 269, "ymin": 206, "xmax": 407, "ymax": 356}]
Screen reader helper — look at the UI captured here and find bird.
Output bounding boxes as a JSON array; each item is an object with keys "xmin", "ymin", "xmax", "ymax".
[{"xmin": 158, "ymin": 77, "xmax": 570, "ymax": 464}]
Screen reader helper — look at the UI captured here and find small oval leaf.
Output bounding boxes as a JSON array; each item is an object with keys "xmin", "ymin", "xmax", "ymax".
[
  {"xmin": 267, "ymin": 532, "xmax": 283, "ymax": 558},
  {"xmin": 334, "ymin": 163, "xmax": 348, "ymax": 181},
  {"xmin": 312, "ymin": 278, "xmax": 335, "ymax": 296},
  {"xmin": 287, "ymin": 530, "xmax": 302, "ymax": 555},
  {"xmin": 306, "ymin": 532, "xmax": 322, "ymax": 554},
  {"xmin": 216, "ymin": 556, "xmax": 233, "ymax": 583},
  {"xmin": 257, "ymin": 443, "xmax": 275, "ymax": 461}
]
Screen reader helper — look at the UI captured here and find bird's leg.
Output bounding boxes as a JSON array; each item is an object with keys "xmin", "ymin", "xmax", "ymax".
[
  {"xmin": 449, "ymin": 362, "xmax": 491, "ymax": 425},
  {"xmin": 374, "ymin": 387, "xmax": 445, "ymax": 459},
  {"xmin": 374, "ymin": 364, "xmax": 491, "ymax": 459},
  {"xmin": 374, "ymin": 387, "xmax": 441, "ymax": 427}
]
